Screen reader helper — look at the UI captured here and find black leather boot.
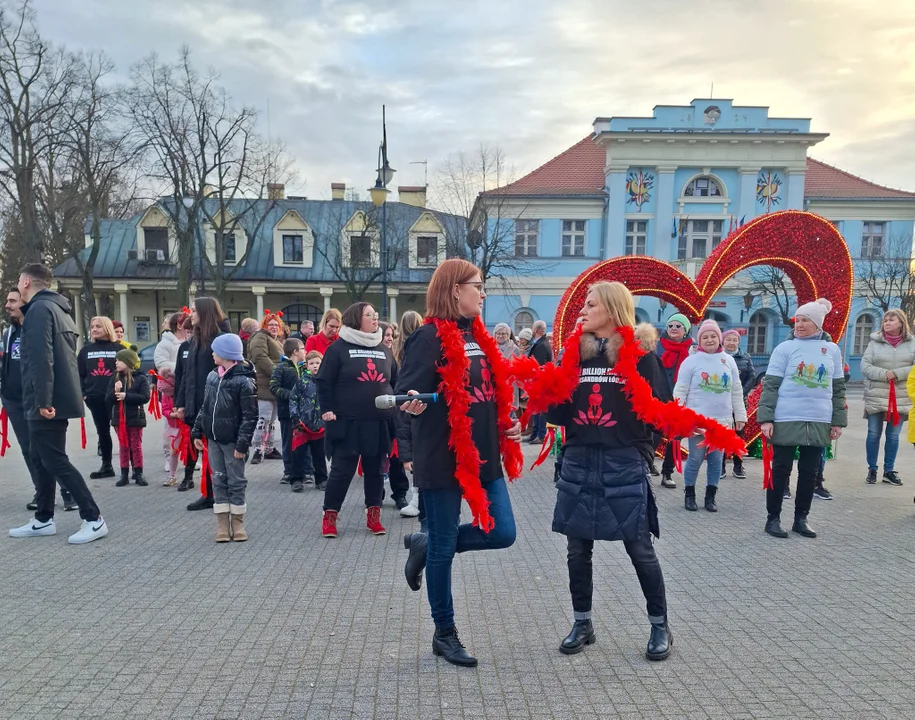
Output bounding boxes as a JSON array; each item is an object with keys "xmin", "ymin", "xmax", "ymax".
[
  {"xmin": 559, "ymin": 619, "xmax": 595, "ymax": 655},
  {"xmin": 765, "ymin": 515, "xmax": 788, "ymax": 538},
  {"xmin": 90, "ymin": 463, "xmax": 116, "ymax": 479},
  {"xmin": 134, "ymin": 468, "xmax": 148, "ymax": 487},
  {"xmin": 116, "ymin": 469, "xmax": 130, "ymax": 487},
  {"xmin": 403, "ymin": 533, "xmax": 427, "ymax": 591},
  {"xmin": 684, "ymin": 486, "xmax": 698, "ymax": 511},
  {"xmin": 177, "ymin": 465, "xmax": 195, "ymax": 492},
  {"xmin": 186, "ymin": 494, "xmax": 214, "ymax": 511},
  {"xmin": 704, "ymin": 486, "xmax": 718, "ymax": 512},
  {"xmin": 646, "ymin": 619, "xmax": 672, "ymax": 661},
  {"xmin": 792, "ymin": 513, "xmax": 817, "ymax": 538},
  {"xmin": 432, "ymin": 626, "xmax": 478, "ymax": 667}
]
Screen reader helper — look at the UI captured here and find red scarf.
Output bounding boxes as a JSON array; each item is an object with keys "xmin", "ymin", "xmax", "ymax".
[
  {"xmin": 659, "ymin": 336, "xmax": 693, "ymax": 380},
  {"xmin": 429, "ymin": 317, "xmax": 524, "ymax": 531}
]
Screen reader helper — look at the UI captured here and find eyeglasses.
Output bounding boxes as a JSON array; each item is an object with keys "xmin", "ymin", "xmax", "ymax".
[
  {"xmin": 458, "ymin": 282, "xmax": 485, "ymax": 293},
  {"xmin": 363, "ymin": 312, "xmax": 379, "ymax": 320}
]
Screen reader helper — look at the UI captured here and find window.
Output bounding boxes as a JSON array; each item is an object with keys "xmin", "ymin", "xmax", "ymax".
[
  {"xmin": 514, "ymin": 310, "xmax": 534, "ymax": 335},
  {"xmin": 416, "ymin": 236, "xmax": 438, "ymax": 267},
  {"xmin": 282, "ymin": 234, "xmax": 304, "ymax": 264},
  {"xmin": 144, "ymin": 227, "xmax": 168, "ymax": 256},
  {"xmin": 677, "ymin": 219, "xmax": 724, "ymax": 260},
  {"xmin": 854, "ymin": 314, "xmax": 875, "ymax": 355},
  {"xmin": 227, "ymin": 311, "xmax": 249, "ymax": 333},
  {"xmin": 561, "ymin": 220, "xmax": 586, "ymax": 256},
  {"xmin": 625, "ymin": 220, "xmax": 648, "ymax": 255},
  {"xmin": 683, "ymin": 176, "xmax": 722, "ymax": 197},
  {"xmin": 514, "ymin": 219, "xmax": 539, "ymax": 257},
  {"xmin": 748, "ymin": 311, "xmax": 768, "ymax": 355},
  {"xmin": 862, "ymin": 222, "xmax": 885, "ymax": 258},
  {"xmin": 350, "ymin": 234, "xmax": 372, "ymax": 267},
  {"xmin": 222, "ymin": 233, "xmax": 236, "ymax": 263}
]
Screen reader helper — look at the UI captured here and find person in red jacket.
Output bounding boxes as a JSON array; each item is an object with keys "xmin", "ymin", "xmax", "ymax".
[{"xmin": 305, "ymin": 308, "xmax": 341, "ymax": 355}]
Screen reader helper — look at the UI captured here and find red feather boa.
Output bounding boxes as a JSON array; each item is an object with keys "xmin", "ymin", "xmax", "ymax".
[
  {"xmin": 429, "ymin": 317, "xmax": 524, "ymax": 531},
  {"xmin": 514, "ymin": 324, "xmax": 745, "ymax": 458}
]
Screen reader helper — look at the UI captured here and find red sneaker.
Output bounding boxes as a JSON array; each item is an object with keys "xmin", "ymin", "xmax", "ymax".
[
  {"xmin": 366, "ymin": 506, "xmax": 386, "ymax": 535},
  {"xmin": 322, "ymin": 510, "xmax": 338, "ymax": 538}
]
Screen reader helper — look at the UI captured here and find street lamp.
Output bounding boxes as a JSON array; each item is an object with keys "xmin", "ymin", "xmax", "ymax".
[
  {"xmin": 658, "ymin": 297, "xmax": 668, "ymax": 323},
  {"xmin": 367, "ymin": 105, "xmax": 395, "ymax": 320},
  {"xmin": 741, "ymin": 290, "xmax": 755, "ymax": 322}
]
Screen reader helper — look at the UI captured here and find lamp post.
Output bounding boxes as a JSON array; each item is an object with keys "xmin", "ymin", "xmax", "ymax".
[
  {"xmin": 658, "ymin": 297, "xmax": 668, "ymax": 323},
  {"xmin": 368, "ymin": 105, "xmax": 395, "ymax": 321},
  {"xmin": 741, "ymin": 290, "xmax": 755, "ymax": 322}
]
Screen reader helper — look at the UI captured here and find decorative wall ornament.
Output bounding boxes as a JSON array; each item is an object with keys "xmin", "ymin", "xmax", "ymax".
[
  {"xmin": 626, "ymin": 170, "xmax": 654, "ymax": 211},
  {"xmin": 756, "ymin": 170, "xmax": 782, "ymax": 212}
]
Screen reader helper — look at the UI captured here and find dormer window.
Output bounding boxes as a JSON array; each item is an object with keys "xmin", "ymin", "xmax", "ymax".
[
  {"xmin": 684, "ymin": 177, "xmax": 722, "ymax": 197},
  {"xmin": 144, "ymin": 228, "xmax": 168, "ymax": 256},
  {"xmin": 273, "ymin": 210, "xmax": 315, "ymax": 268},
  {"xmin": 222, "ymin": 233, "xmax": 236, "ymax": 263}
]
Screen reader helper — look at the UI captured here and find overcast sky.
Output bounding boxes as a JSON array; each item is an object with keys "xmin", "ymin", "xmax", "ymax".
[{"xmin": 33, "ymin": 0, "xmax": 915, "ymax": 203}]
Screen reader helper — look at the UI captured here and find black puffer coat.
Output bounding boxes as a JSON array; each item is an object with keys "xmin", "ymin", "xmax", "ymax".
[
  {"xmin": 191, "ymin": 361, "xmax": 258, "ymax": 454},
  {"xmin": 729, "ymin": 348, "xmax": 756, "ymax": 396},
  {"xmin": 108, "ymin": 371, "xmax": 151, "ymax": 428}
]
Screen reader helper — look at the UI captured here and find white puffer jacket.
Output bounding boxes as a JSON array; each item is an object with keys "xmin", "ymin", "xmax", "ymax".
[
  {"xmin": 154, "ymin": 331, "xmax": 183, "ymax": 397},
  {"xmin": 860, "ymin": 331, "xmax": 915, "ymax": 416}
]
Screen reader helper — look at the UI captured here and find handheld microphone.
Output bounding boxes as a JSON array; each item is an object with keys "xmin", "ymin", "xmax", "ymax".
[{"xmin": 375, "ymin": 393, "xmax": 439, "ymax": 410}]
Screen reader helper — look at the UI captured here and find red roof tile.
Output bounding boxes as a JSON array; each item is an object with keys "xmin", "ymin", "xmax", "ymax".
[{"xmin": 803, "ymin": 158, "xmax": 915, "ymax": 200}]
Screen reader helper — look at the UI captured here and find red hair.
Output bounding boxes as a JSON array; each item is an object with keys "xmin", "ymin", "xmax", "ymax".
[
  {"xmin": 425, "ymin": 259, "xmax": 481, "ymax": 320},
  {"xmin": 260, "ymin": 309, "xmax": 284, "ymax": 330}
]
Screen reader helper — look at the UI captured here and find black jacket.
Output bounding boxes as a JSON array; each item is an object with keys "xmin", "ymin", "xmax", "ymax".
[
  {"xmin": 269, "ymin": 357, "xmax": 298, "ymax": 421},
  {"xmin": 729, "ymin": 349, "xmax": 757, "ymax": 396},
  {"xmin": 191, "ymin": 361, "xmax": 258, "ymax": 453},
  {"xmin": 108, "ymin": 370, "xmax": 151, "ymax": 428},
  {"xmin": 529, "ymin": 333, "xmax": 553, "ymax": 366},
  {"xmin": 20, "ymin": 289, "xmax": 84, "ymax": 420},
  {"xmin": 0, "ymin": 322, "xmax": 23, "ymax": 402},
  {"xmin": 176, "ymin": 333, "xmax": 222, "ymax": 425},
  {"xmin": 78, "ymin": 340, "xmax": 121, "ymax": 401}
]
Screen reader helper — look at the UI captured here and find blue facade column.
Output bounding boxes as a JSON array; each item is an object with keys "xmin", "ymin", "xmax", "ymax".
[
  {"xmin": 605, "ymin": 168, "xmax": 628, "ymax": 259},
  {"xmin": 738, "ymin": 168, "xmax": 758, "ymax": 224},
  {"xmin": 653, "ymin": 167, "xmax": 676, "ymax": 261},
  {"xmin": 785, "ymin": 170, "xmax": 805, "ymax": 209}
]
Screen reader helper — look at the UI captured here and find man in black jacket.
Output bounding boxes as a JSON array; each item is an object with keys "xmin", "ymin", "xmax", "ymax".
[
  {"xmin": 1, "ymin": 289, "xmax": 75, "ymax": 511},
  {"xmin": 527, "ymin": 320, "xmax": 554, "ymax": 444},
  {"xmin": 9, "ymin": 264, "xmax": 108, "ymax": 545}
]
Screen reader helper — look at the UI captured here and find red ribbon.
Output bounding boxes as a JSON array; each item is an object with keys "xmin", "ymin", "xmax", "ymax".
[
  {"xmin": 117, "ymin": 398, "xmax": 129, "ymax": 452},
  {"xmin": 173, "ymin": 423, "xmax": 197, "ymax": 465},
  {"xmin": 198, "ymin": 437, "xmax": 210, "ymax": 497},
  {"xmin": 390, "ymin": 439, "xmax": 399, "ymax": 459},
  {"xmin": 80, "ymin": 417, "xmax": 87, "ymax": 450},
  {"xmin": 530, "ymin": 426, "xmax": 557, "ymax": 470},
  {"xmin": 672, "ymin": 440, "xmax": 683, "ymax": 473},
  {"xmin": 357, "ymin": 456, "xmax": 363, "ymax": 477},
  {"xmin": 762, "ymin": 436, "xmax": 774, "ymax": 490},
  {"xmin": 888, "ymin": 382, "xmax": 901, "ymax": 427},
  {"xmin": 0, "ymin": 407, "xmax": 10, "ymax": 457},
  {"xmin": 147, "ymin": 370, "xmax": 162, "ymax": 420}
]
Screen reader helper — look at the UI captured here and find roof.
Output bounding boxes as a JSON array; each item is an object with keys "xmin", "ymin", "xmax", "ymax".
[
  {"xmin": 804, "ymin": 158, "xmax": 915, "ymax": 200},
  {"xmin": 480, "ymin": 136, "xmax": 606, "ymax": 197},
  {"xmin": 480, "ymin": 135, "xmax": 915, "ymax": 201}
]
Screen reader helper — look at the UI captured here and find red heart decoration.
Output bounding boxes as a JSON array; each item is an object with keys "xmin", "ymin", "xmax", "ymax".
[{"xmin": 552, "ymin": 210, "xmax": 854, "ymax": 443}]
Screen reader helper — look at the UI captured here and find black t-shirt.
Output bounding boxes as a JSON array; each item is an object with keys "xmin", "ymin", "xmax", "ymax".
[
  {"xmin": 547, "ymin": 341, "xmax": 666, "ymax": 464},
  {"xmin": 395, "ymin": 319, "xmax": 502, "ymax": 490},
  {"xmin": 77, "ymin": 341, "xmax": 121, "ymax": 400},
  {"xmin": 315, "ymin": 339, "xmax": 397, "ymax": 421},
  {"xmin": 1, "ymin": 323, "xmax": 23, "ymax": 402}
]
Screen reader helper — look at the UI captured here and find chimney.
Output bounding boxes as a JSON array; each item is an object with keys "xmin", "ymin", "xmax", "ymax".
[
  {"xmin": 397, "ymin": 186, "xmax": 427, "ymax": 208},
  {"xmin": 267, "ymin": 183, "xmax": 285, "ymax": 200},
  {"xmin": 331, "ymin": 182, "xmax": 345, "ymax": 201}
]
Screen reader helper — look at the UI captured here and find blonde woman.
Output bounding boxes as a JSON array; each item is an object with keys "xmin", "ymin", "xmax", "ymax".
[
  {"xmin": 77, "ymin": 316, "xmax": 123, "ymax": 479},
  {"xmin": 306, "ymin": 308, "xmax": 342, "ymax": 355}
]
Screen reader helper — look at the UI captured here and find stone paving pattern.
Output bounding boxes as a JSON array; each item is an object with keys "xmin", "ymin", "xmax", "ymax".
[{"xmin": 0, "ymin": 390, "xmax": 913, "ymax": 719}]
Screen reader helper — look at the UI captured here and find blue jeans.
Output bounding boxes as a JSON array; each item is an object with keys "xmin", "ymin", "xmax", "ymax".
[
  {"xmin": 866, "ymin": 412, "xmax": 902, "ymax": 472},
  {"xmin": 530, "ymin": 413, "xmax": 546, "ymax": 440},
  {"xmin": 684, "ymin": 434, "xmax": 723, "ymax": 488},
  {"xmin": 423, "ymin": 476, "xmax": 516, "ymax": 630}
]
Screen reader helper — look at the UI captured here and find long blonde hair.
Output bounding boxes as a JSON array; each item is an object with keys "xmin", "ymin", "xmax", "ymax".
[
  {"xmin": 90, "ymin": 316, "xmax": 118, "ymax": 343},
  {"xmin": 882, "ymin": 309, "xmax": 911, "ymax": 338},
  {"xmin": 588, "ymin": 281, "xmax": 636, "ymax": 329},
  {"xmin": 394, "ymin": 310, "xmax": 424, "ymax": 365}
]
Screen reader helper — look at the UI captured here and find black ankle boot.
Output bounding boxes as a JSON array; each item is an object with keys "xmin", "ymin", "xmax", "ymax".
[
  {"xmin": 704, "ymin": 486, "xmax": 718, "ymax": 512},
  {"xmin": 134, "ymin": 468, "xmax": 148, "ymax": 486},
  {"xmin": 559, "ymin": 619, "xmax": 595, "ymax": 655},
  {"xmin": 403, "ymin": 533, "xmax": 427, "ymax": 592},
  {"xmin": 792, "ymin": 513, "xmax": 817, "ymax": 538},
  {"xmin": 765, "ymin": 515, "xmax": 788, "ymax": 538},
  {"xmin": 684, "ymin": 486, "xmax": 698, "ymax": 511},
  {"xmin": 115, "ymin": 469, "xmax": 130, "ymax": 487},
  {"xmin": 90, "ymin": 463, "xmax": 116, "ymax": 479},
  {"xmin": 177, "ymin": 467, "xmax": 195, "ymax": 492},
  {"xmin": 646, "ymin": 619, "xmax": 672, "ymax": 661},
  {"xmin": 186, "ymin": 495, "xmax": 214, "ymax": 511},
  {"xmin": 432, "ymin": 626, "xmax": 477, "ymax": 667}
]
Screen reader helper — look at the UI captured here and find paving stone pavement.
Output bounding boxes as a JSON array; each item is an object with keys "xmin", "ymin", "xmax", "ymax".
[{"xmin": 0, "ymin": 390, "xmax": 913, "ymax": 719}]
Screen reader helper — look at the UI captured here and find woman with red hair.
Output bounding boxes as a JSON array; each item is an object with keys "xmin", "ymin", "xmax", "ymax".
[{"xmin": 247, "ymin": 311, "xmax": 284, "ymax": 464}]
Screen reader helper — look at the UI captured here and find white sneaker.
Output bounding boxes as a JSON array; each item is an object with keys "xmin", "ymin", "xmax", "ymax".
[
  {"xmin": 400, "ymin": 491, "xmax": 420, "ymax": 518},
  {"xmin": 9, "ymin": 517, "xmax": 56, "ymax": 538},
  {"xmin": 68, "ymin": 517, "xmax": 109, "ymax": 545}
]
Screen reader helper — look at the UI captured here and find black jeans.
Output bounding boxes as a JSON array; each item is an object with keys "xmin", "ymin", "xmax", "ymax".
[
  {"xmin": 85, "ymin": 396, "xmax": 113, "ymax": 464},
  {"xmin": 388, "ymin": 455, "xmax": 409, "ymax": 500},
  {"xmin": 567, "ymin": 535, "xmax": 667, "ymax": 622},
  {"xmin": 309, "ymin": 437, "xmax": 327, "ymax": 485},
  {"xmin": 323, "ymin": 452, "xmax": 383, "ymax": 511},
  {"xmin": 28, "ymin": 419, "xmax": 101, "ymax": 523},
  {"xmin": 3, "ymin": 398, "xmax": 69, "ymax": 498},
  {"xmin": 280, "ymin": 418, "xmax": 292, "ymax": 475},
  {"xmin": 768, "ymin": 444, "xmax": 820, "ymax": 518},
  {"xmin": 661, "ymin": 440, "xmax": 677, "ymax": 475}
]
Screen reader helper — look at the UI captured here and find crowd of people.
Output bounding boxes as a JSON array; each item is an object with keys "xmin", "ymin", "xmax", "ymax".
[{"xmin": 2, "ymin": 259, "xmax": 914, "ymax": 668}]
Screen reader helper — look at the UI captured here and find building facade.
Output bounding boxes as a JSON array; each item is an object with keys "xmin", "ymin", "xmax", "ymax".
[{"xmin": 473, "ymin": 98, "xmax": 915, "ymax": 379}]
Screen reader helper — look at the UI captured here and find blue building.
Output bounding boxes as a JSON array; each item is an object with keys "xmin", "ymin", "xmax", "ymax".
[{"xmin": 472, "ymin": 98, "xmax": 915, "ymax": 379}]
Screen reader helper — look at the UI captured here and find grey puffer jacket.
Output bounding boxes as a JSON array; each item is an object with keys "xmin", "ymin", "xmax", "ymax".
[{"xmin": 860, "ymin": 332, "xmax": 915, "ymax": 416}]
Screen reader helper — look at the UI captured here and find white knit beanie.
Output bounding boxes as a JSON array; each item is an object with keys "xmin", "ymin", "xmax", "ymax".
[{"xmin": 794, "ymin": 298, "xmax": 833, "ymax": 330}]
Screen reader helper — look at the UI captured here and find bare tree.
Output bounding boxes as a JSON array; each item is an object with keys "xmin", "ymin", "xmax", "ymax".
[
  {"xmin": 856, "ymin": 234, "xmax": 915, "ymax": 321},
  {"xmin": 747, "ymin": 265, "xmax": 795, "ymax": 326}
]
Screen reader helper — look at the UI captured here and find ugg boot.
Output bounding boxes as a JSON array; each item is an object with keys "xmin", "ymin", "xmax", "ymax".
[
  {"xmin": 400, "ymin": 489, "xmax": 420, "ymax": 518},
  {"xmin": 366, "ymin": 506, "xmax": 386, "ymax": 535},
  {"xmin": 215, "ymin": 512, "xmax": 231, "ymax": 543},
  {"xmin": 704, "ymin": 486, "xmax": 718, "ymax": 512},
  {"xmin": 134, "ymin": 468, "xmax": 148, "ymax": 487},
  {"xmin": 684, "ymin": 486, "xmax": 698, "ymax": 511},
  {"xmin": 116, "ymin": 468, "xmax": 130, "ymax": 487},
  {"xmin": 230, "ymin": 513, "xmax": 248, "ymax": 542},
  {"xmin": 322, "ymin": 510, "xmax": 338, "ymax": 538}
]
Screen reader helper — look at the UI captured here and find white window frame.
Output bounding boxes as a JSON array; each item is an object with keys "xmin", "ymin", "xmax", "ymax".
[
  {"xmin": 282, "ymin": 234, "xmax": 305, "ymax": 265},
  {"xmin": 677, "ymin": 218, "xmax": 725, "ymax": 260},
  {"xmin": 514, "ymin": 219, "xmax": 539, "ymax": 257},
  {"xmin": 684, "ymin": 176, "xmax": 723, "ymax": 198},
  {"xmin": 862, "ymin": 222, "xmax": 885, "ymax": 258},
  {"xmin": 853, "ymin": 314, "xmax": 875, "ymax": 355},
  {"xmin": 272, "ymin": 210, "xmax": 315, "ymax": 268},
  {"xmin": 747, "ymin": 311, "xmax": 768, "ymax": 355},
  {"xmin": 561, "ymin": 220, "xmax": 586, "ymax": 257},
  {"xmin": 514, "ymin": 310, "xmax": 534, "ymax": 335},
  {"xmin": 625, "ymin": 220, "xmax": 648, "ymax": 256}
]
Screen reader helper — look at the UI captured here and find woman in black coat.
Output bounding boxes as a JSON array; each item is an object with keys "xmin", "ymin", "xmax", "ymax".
[
  {"xmin": 77, "ymin": 316, "xmax": 123, "ymax": 479},
  {"xmin": 315, "ymin": 302, "xmax": 397, "ymax": 538},
  {"xmin": 174, "ymin": 297, "xmax": 230, "ymax": 510}
]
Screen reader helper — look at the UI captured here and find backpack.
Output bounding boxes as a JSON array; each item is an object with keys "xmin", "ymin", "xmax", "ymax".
[{"xmin": 290, "ymin": 368, "xmax": 324, "ymax": 433}]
